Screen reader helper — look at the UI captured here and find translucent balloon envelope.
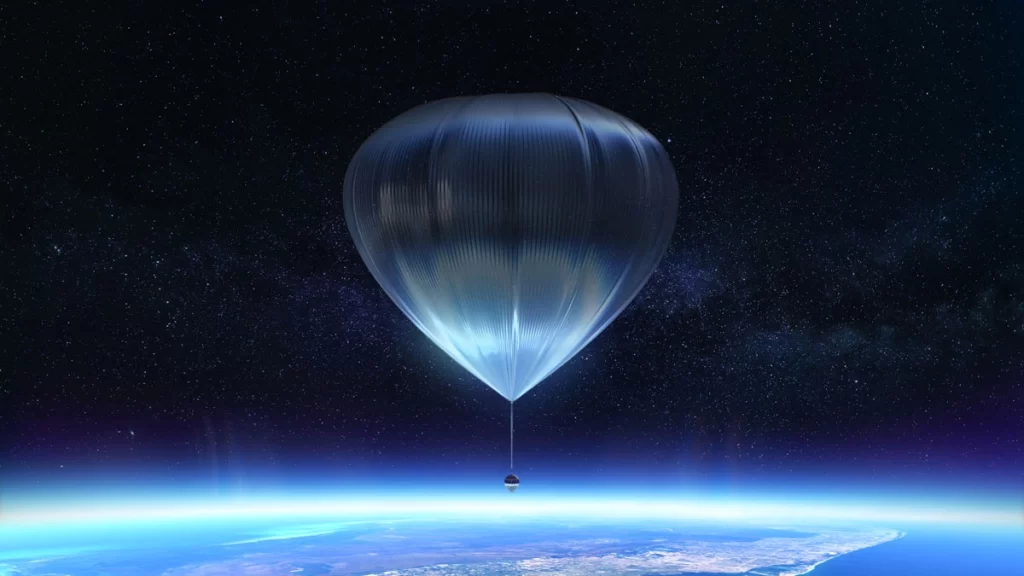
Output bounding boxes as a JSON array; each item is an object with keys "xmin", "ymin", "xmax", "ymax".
[{"xmin": 344, "ymin": 94, "xmax": 678, "ymax": 401}]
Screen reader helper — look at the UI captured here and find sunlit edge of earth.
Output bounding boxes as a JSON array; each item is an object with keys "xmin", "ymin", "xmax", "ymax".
[{"xmin": 2, "ymin": 492, "xmax": 1020, "ymax": 529}]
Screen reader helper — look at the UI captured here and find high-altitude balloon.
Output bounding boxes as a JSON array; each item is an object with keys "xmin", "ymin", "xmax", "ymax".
[{"xmin": 344, "ymin": 93, "xmax": 678, "ymax": 402}]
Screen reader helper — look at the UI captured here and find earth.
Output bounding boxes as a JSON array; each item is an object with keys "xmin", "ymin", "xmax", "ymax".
[{"xmin": 0, "ymin": 515, "xmax": 1018, "ymax": 575}]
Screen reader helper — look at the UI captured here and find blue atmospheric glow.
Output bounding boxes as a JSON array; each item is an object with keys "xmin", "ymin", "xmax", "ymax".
[{"xmin": 2, "ymin": 481, "xmax": 1020, "ymax": 529}]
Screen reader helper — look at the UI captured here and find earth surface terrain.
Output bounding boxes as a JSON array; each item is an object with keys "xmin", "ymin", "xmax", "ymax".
[{"xmin": 0, "ymin": 516, "xmax": 1018, "ymax": 575}]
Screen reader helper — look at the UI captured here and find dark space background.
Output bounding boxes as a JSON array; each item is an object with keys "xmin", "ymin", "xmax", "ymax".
[{"xmin": 1, "ymin": 1, "xmax": 1021, "ymax": 488}]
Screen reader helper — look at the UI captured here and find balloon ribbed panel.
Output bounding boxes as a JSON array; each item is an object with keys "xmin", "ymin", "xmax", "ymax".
[{"xmin": 344, "ymin": 94, "xmax": 678, "ymax": 401}]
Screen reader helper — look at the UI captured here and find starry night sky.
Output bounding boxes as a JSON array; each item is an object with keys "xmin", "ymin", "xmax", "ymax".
[{"xmin": 2, "ymin": 2, "xmax": 1022, "ymax": 489}]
